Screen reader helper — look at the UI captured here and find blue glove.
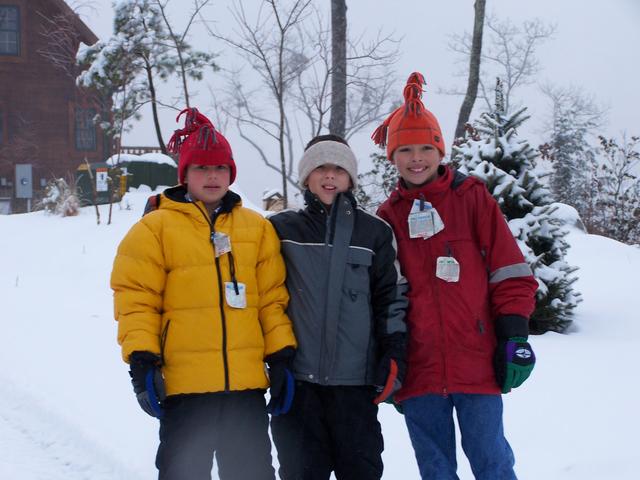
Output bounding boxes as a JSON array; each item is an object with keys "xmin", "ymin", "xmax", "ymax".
[
  {"xmin": 494, "ymin": 337, "xmax": 536, "ymax": 394},
  {"xmin": 265, "ymin": 347, "xmax": 296, "ymax": 416},
  {"xmin": 129, "ymin": 351, "xmax": 166, "ymax": 418}
]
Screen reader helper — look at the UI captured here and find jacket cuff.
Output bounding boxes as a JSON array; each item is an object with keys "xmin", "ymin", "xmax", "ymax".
[
  {"xmin": 265, "ymin": 346, "xmax": 296, "ymax": 366},
  {"xmin": 129, "ymin": 350, "xmax": 161, "ymax": 366},
  {"xmin": 495, "ymin": 315, "xmax": 529, "ymax": 339}
]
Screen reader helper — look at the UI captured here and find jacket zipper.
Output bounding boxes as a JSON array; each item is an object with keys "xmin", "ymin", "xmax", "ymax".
[
  {"xmin": 430, "ymin": 240, "xmax": 449, "ymax": 396},
  {"xmin": 318, "ymin": 202, "xmax": 331, "ymax": 384},
  {"xmin": 213, "ymin": 245, "xmax": 230, "ymax": 391},
  {"xmin": 194, "ymin": 202, "xmax": 230, "ymax": 392}
]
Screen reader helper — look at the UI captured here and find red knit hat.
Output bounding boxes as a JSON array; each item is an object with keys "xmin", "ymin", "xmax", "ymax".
[
  {"xmin": 167, "ymin": 107, "xmax": 236, "ymax": 184},
  {"xmin": 371, "ymin": 72, "xmax": 445, "ymax": 160}
]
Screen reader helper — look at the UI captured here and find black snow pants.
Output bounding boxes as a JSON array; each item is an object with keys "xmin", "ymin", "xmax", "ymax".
[
  {"xmin": 156, "ymin": 390, "xmax": 274, "ymax": 480},
  {"xmin": 270, "ymin": 382, "xmax": 384, "ymax": 480}
]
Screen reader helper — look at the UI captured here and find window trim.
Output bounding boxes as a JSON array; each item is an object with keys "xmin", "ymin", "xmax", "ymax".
[{"xmin": 0, "ymin": 5, "xmax": 20, "ymax": 57}]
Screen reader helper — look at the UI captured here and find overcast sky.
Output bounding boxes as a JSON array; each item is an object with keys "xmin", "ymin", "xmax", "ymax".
[{"xmin": 79, "ymin": 0, "xmax": 640, "ymax": 204}]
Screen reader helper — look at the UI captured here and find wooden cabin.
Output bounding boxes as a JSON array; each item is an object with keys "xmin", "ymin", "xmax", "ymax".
[{"xmin": 0, "ymin": 0, "xmax": 107, "ymax": 213}]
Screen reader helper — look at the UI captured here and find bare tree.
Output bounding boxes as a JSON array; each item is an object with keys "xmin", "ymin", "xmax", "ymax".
[
  {"xmin": 205, "ymin": 1, "xmax": 398, "ymax": 206},
  {"xmin": 204, "ymin": 0, "xmax": 313, "ymax": 207},
  {"xmin": 329, "ymin": 0, "xmax": 347, "ymax": 137},
  {"xmin": 293, "ymin": 9, "xmax": 398, "ymax": 141},
  {"xmin": 36, "ymin": 10, "xmax": 83, "ymax": 78},
  {"xmin": 453, "ymin": 0, "xmax": 486, "ymax": 142},
  {"xmin": 444, "ymin": 14, "xmax": 555, "ymax": 115}
]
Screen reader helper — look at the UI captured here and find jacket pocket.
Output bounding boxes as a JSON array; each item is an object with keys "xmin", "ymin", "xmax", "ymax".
[{"xmin": 343, "ymin": 247, "xmax": 373, "ymax": 295}]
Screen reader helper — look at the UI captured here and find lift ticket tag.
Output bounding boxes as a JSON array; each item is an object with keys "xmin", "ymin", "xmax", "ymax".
[
  {"xmin": 213, "ymin": 232, "xmax": 232, "ymax": 257},
  {"xmin": 408, "ymin": 199, "xmax": 444, "ymax": 239},
  {"xmin": 436, "ymin": 256, "xmax": 460, "ymax": 282}
]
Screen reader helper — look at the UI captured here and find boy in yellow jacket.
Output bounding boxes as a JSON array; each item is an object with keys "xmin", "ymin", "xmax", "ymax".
[{"xmin": 111, "ymin": 108, "xmax": 297, "ymax": 480}]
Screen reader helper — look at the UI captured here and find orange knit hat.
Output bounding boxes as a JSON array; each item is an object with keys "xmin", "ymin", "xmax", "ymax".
[{"xmin": 371, "ymin": 72, "xmax": 445, "ymax": 160}]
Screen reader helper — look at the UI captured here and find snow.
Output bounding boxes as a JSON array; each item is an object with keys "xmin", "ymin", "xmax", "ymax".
[
  {"xmin": 106, "ymin": 152, "xmax": 176, "ymax": 166},
  {"xmin": 1, "ymin": 189, "xmax": 638, "ymax": 479}
]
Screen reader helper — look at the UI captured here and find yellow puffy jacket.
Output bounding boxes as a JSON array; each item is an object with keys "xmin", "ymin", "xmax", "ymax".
[{"xmin": 111, "ymin": 187, "xmax": 296, "ymax": 396}]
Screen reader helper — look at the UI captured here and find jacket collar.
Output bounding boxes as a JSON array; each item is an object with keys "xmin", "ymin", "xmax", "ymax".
[
  {"xmin": 303, "ymin": 189, "xmax": 357, "ymax": 215},
  {"xmin": 390, "ymin": 165, "xmax": 453, "ymax": 203},
  {"xmin": 161, "ymin": 185, "xmax": 242, "ymax": 222}
]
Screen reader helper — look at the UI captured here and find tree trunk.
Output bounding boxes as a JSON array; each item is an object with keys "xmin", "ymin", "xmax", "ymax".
[
  {"xmin": 329, "ymin": 0, "xmax": 347, "ymax": 138},
  {"xmin": 144, "ymin": 61, "xmax": 168, "ymax": 155},
  {"xmin": 454, "ymin": 0, "xmax": 486, "ymax": 142}
]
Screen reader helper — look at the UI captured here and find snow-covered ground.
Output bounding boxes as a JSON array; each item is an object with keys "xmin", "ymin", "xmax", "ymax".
[{"xmin": 1, "ymin": 189, "xmax": 638, "ymax": 479}]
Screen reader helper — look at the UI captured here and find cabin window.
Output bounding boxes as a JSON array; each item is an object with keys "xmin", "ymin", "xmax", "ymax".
[
  {"xmin": 0, "ymin": 6, "xmax": 20, "ymax": 56},
  {"xmin": 75, "ymin": 108, "xmax": 97, "ymax": 151}
]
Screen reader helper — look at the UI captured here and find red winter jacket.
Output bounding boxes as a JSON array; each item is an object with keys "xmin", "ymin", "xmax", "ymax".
[{"xmin": 377, "ymin": 166, "xmax": 537, "ymax": 399}]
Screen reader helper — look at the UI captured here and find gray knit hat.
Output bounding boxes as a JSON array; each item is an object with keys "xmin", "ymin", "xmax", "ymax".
[{"xmin": 298, "ymin": 140, "xmax": 358, "ymax": 189}]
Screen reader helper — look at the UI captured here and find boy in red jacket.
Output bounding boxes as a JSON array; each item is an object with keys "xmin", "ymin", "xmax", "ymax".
[{"xmin": 372, "ymin": 73, "xmax": 538, "ymax": 480}]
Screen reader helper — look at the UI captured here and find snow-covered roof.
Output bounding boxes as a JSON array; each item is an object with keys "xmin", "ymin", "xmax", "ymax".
[
  {"xmin": 262, "ymin": 189, "xmax": 282, "ymax": 200},
  {"xmin": 106, "ymin": 153, "xmax": 176, "ymax": 167}
]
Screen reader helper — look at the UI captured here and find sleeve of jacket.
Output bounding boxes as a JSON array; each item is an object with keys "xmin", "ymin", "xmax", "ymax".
[
  {"xmin": 110, "ymin": 218, "xmax": 166, "ymax": 363},
  {"xmin": 256, "ymin": 218, "xmax": 297, "ymax": 357},
  {"xmin": 475, "ymin": 187, "xmax": 538, "ymax": 325},
  {"xmin": 370, "ymin": 218, "xmax": 409, "ymax": 343}
]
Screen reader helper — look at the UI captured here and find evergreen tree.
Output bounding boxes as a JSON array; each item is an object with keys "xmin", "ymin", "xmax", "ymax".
[
  {"xmin": 355, "ymin": 152, "xmax": 398, "ymax": 212},
  {"xmin": 590, "ymin": 135, "xmax": 640, "ymax": 245},
  {"xmin": 541, "ymin": 85, "xmax": 603, "ymax": 219},
  {"xmin": 452, "ymin": 79, "xmax": 581, "ymax": 333},
  {"xmin": 77, "ymin": 0, "xmax": 216, "ymax": 154}
]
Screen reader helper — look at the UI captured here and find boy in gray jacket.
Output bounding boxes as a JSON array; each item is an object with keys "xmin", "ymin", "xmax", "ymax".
[{"xmin": 269, "ymin": 135, "xmax": 408, "ymax": 480}]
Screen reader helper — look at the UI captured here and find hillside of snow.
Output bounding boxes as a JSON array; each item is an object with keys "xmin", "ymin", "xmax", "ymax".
[{"xmin": 1, "ymin": 189, "xmax": 638, "ymax": 479}]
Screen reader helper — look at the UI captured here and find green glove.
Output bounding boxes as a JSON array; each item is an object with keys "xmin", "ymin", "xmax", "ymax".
[{"xmin": 494, "ymin": 337, "xmax": 536, "ymax": 394}]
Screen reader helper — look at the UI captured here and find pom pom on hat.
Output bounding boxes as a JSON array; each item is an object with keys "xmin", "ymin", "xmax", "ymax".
[
  {"xmin": 371, "ymin": 72, "xmax": 445, "ymax": 160},
  {"xmin": 167, "ymin": 107, "xmax": 236, "ymax": 184}
]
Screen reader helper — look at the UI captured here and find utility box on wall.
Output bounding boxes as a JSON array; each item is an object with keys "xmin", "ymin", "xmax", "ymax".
[
  {"xmin": 15, "ymin": 164, "xmax": 33, "ymax": 199},
  {"xmin": 14, "ymin": 164, "xmax": 34, "ymax": 212}
]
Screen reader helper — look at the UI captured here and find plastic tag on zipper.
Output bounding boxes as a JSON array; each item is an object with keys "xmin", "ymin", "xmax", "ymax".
[
  {"xmin": 213, "ymin": 232, "xmax": 232, "ymax": 257},
  {"xmin": 436, "ymin": 256, "xmax": 460, "ymax": 282},
  {"xmin": 408, "ymin": 200, "xmax": 444, "ymax": 239},
  {"xmin": 224, "ymin": 282, "xmax": 247, "ymax": 308}
]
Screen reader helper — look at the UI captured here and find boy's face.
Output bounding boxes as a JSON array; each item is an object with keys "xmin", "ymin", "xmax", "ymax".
[
  {"xmin": 392, "ymin": 144, "xmax": 442, "ymax": 189},
  {"xmin": 185, "ymin": 164, "xmax": 231, "ymax": 208},
  {"xmin": 306, "ymin": 164, "xmax": 352, "ymax": 206}
]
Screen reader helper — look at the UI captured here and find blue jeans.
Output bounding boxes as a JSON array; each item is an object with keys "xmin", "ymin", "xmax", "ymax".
[{"xmin": 403, "ymin": 394, "xmax": 516, "ymax": 480}]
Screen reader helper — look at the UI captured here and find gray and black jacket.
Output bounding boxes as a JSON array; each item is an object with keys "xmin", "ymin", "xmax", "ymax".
[{"xmin": 269, "ymin": 190, "xmax": 408, "ymax": 386}]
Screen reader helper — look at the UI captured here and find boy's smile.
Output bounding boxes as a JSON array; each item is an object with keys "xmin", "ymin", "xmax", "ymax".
[{"xmin": 392, "ymin": 144, "xmax": 442, "ymax": 189}]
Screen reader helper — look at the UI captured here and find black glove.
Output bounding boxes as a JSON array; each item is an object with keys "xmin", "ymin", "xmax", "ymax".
[
  {"xmin": 374, "ymin": 332, "xmax": 407, "ymax": 405},
  {"xmin": 129, "ymin": 351, "xmax": 166, "ymax": 418},
  {"xmin": 265, "ymin": 347, "xmax": 295, "ymax": 416}
]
